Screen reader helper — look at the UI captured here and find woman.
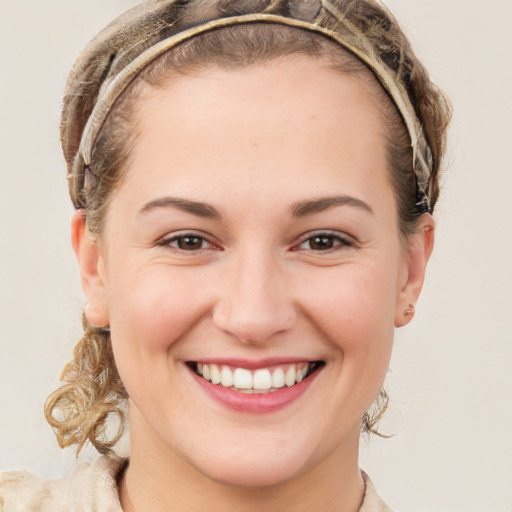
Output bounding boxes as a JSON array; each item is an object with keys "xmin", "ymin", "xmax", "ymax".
[{"xmin": 0, "ymin": 0, "xmax": 451, "ymax": 510}]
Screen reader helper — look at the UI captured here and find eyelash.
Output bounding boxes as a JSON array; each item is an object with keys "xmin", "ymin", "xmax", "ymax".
[
  {"xmin": 158, "ymin": 232, "xmax": 216, "ymax": 252},
  {"xmin": 158, "ymin": 231, "xmax": 353, "ymax": 253},
  {"xmin": 294, "ymin": 231, "xmax": 354, "ymax": 252}
]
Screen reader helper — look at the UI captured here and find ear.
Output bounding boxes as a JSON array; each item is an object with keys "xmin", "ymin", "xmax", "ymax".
[
  {"xmin": 71, "ymin": 210, "xmax": 109, "ymax": 327},
  {"xmin": 395, "ymin": 214, "xmax": 435, "ymax": 327}
]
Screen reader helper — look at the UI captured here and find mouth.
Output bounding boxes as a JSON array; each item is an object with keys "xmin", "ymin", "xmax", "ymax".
[{"xmin": 186, "ymin": 360, "xmax": 325, "ymax": 395}]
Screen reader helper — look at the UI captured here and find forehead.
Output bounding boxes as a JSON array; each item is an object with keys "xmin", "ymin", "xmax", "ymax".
[{"xmin": 115, "ymin": 56, "xmax": 393, "ymax": 215}]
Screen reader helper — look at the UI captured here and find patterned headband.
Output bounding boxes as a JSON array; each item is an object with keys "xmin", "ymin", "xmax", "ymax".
[{"xmin": 77, "ymin": 10, "xmax": 433, "ymax": 213}]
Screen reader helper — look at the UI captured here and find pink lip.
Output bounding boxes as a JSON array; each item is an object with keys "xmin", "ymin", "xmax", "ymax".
[{"xmin": 186, "ymin": 362, "xmax": 322, "ymax": 414}]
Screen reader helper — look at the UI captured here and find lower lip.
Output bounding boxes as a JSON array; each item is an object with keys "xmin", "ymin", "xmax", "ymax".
[{"xmin": 188, "ymin": 365, "xmax": 321, "ymax": 414}]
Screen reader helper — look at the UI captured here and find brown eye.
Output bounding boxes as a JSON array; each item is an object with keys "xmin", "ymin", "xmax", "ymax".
[
  {"xmin": 164, "ymin": 234, "xmax": 212, "ymax": 251},
  {"xmin": 308, "ymin": 235, "xmax": 335, "ymax": 251},
  {"xmin": 297, "ymin": 232, "xmax": 352, "ymax": 252},
  {"xmin": 177, "ymin": 236, "xmax": 205, "ymax": 250}
]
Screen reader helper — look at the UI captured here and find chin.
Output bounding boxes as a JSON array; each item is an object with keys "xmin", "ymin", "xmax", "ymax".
[
  {"xmin": 165, "ymin": 426, "xmax": 317, "ymax": 489},
  {"xmin": 196, "ymin": 452, "xmax": 307, "ymax": 488}
]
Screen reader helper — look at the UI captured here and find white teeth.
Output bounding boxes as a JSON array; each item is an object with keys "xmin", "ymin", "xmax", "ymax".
[
  {"xmin": 237, "ymin": 388, "xmax": 279, "ymax": 394},
  {"xmin": 210, "ymin": 364, "xmax": 221, "ymax": 384},
  {"xmin": 272, "ymin": 368, "xmax": 285, "ymax": 388},
  {"xmin": 221, "ymin": 366, "xmax": 234, "ymax": 387},
  {"xmin": 233, "ymin": 368, "xmax": 253, "ymax": 389},
  {"xmin": 195, "ymin": 362, "xmax": 317, "ymax": 392},
  {"xmin": 284, "ymin": 366, "xmax": 296, "ymax": 387},
  {"xmin": 253, "ymin": 369, "xmax": 272, "ymax": 390}
]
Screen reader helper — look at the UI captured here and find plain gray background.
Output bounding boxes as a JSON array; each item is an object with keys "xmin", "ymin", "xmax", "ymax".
[{"xmin": 1, "ymin": 1, "xmax": 511, "ymax": 511}]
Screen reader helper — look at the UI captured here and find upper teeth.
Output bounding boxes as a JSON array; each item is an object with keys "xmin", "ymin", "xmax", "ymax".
[{"xmin": 196, "ymin": 363, "xmax": 311, "ymax": 391}]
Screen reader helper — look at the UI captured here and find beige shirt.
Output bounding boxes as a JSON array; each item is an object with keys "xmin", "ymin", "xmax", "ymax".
[{"xmin": 0, "ymin": 456, "xmax": 392, "ymax": 511}]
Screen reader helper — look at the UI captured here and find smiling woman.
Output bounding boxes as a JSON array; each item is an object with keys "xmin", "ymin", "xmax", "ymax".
[{"xmin": 0, "ymin": 1, "xmax": 451, "ymax": 511}]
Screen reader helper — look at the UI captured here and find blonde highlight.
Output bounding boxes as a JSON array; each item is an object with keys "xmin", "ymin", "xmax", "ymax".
[{"xmin": 44, "ymin": 314, "xmax": 126, "ymax": 455}]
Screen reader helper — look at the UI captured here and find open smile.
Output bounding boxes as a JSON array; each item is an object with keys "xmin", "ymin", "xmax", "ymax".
[
  {"xmin": 185, "ymin": 360, "xmax": 325, "ymax": 413},
  {"xmin": 188, "ymin": 360, "xmax": 324, "ymax": 393}
]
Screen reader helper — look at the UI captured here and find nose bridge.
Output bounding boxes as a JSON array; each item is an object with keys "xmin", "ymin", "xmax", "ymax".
[{"xmin": 213, "ymin": 243, "xmax": 295, "ymax": 343}]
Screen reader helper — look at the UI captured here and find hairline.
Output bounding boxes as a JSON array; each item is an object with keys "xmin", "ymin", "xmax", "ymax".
[{"xmin": 90, "ymin": 25, "xmax": 409, "ymax": 239}]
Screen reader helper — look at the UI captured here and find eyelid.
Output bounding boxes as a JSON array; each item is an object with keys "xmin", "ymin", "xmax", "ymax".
[
  {"xmin": 292, "ymin": 230, "xmax": 355, "ymax": 251},
  {"xmin": 156, "ymin": 229, "xmax": 355, "ymax": 252},
  {"xmin": 157, "ymin": 230, "xmax": 221, "ymax": 251}
]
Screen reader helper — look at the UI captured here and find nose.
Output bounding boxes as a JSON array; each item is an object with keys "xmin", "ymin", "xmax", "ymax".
[{"xmin": 212, "ymin": 248, "xmax": 296, "ymax": 344}]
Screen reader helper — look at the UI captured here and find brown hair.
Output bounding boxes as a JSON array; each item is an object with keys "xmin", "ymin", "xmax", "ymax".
[{"xmin": 46, "ymin": 0, "xmax": 452, "ymax": 455}]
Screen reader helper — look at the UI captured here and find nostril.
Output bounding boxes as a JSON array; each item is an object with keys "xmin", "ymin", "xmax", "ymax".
[{"xmin": 212, "ymin": 304, "xmax": 297, "ymax": 345}]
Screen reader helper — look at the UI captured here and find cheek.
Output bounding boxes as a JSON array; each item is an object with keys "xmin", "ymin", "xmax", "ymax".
[
  {"xmin": 286, "ymin": 262, "xmax": 398, "ymax": 445},
  {"xmin": 106, "ymin": 265, "xmax": 213, "ymax": 395},
  {"xmin": 299, "ymin": 262, "xmax": 398, "ymax": 350},
  {"xmin": 296, "ymin": 259, "xmax": 399, "ymax": 415},
  {"xmin": 110, "ymin": 265, "xmax": 211, "ymax": 338}
]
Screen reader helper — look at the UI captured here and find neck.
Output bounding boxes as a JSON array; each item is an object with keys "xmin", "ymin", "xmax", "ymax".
[{"xmin": 120, "ymin": 410, "xmax": 365, "ymax": 512}]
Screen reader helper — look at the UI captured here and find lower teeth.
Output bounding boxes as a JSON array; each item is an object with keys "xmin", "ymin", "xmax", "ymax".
[{"xmin": 234, "ymin": 387, "xmax": 281, "ymax": 394}]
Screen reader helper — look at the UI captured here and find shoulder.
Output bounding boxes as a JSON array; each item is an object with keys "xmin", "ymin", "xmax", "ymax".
[
  {"xmin": 0, "ymin": 470, "xmax": 66, "ymax": 512},
  {"xmin": 1, "ymin": 460, "xmax": 391, "ymax": 512},
  {"xmin": 360, "ymin": 471, "xmax": 394, "ymax": 512},
  {"xmin": 0, "ymin": 455, "xmax": 126, "ymax": 512}
]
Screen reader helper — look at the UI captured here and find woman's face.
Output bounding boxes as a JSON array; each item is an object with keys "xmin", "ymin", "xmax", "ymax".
[{"xmin": 76, "ymin": 56, "xmax": 432, "ymax": 487}]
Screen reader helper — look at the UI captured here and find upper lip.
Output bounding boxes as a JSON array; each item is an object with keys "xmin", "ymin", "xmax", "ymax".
[{"xmin": 186, "ymin": 357, "xmax": 323, "ymax": 370}]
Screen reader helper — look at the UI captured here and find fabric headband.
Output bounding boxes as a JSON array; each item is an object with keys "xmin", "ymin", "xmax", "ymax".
[{"xmin": 78, "ymin": 12, "xmax": 433, "ymax": 213}]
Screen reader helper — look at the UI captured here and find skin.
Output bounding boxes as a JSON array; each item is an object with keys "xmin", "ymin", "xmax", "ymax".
[{"xmin": 72, "ymin": 57, "xmax": 434, "ymax": 512}]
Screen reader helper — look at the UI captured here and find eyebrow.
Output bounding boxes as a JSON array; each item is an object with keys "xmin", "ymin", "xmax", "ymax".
[
  {"xmin": 139, "ymin": 197, "xmax": 221, "ymax": 219},
  {"xmin": 290, "ymin": 195, "xmax": 373, "ymax": 217},
  {"xmin": 138, "ymin": 194, "xmax": 373, "ymax": 220}
]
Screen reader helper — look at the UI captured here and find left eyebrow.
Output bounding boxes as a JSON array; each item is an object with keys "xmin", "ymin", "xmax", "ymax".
[{"xmin": 290, "ymin": 195, "xmax": 374, "ymax": 217}]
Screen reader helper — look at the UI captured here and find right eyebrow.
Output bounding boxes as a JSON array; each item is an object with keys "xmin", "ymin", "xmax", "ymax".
[{"xmin": 138, "ymin": 197, "xmax": 222, "ymax": 219}]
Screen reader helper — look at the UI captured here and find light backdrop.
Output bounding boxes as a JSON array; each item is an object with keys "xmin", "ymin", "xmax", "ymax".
[{"xmin": 1, "ymin": 1, "xmax": 511, "ymax": 511}]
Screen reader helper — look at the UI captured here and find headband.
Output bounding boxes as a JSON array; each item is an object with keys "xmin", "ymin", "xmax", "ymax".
[{"xmin": 77, "ymin": 11, "xmax": 433, "ymax": 213}]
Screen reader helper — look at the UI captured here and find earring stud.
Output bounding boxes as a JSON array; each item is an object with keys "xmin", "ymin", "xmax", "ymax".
[{"xmin": 404, "ymin": 303, "xmax": 415, "ymax": 317}]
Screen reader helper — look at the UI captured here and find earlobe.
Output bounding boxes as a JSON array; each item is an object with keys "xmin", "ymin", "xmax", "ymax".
[
  {"xmin": 71, "ymin": 210, "xmax": 110, "ymax": 327},
  {"xmin": 395, "ymin": 214, "xmax": 435, "ymax": 327}
]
